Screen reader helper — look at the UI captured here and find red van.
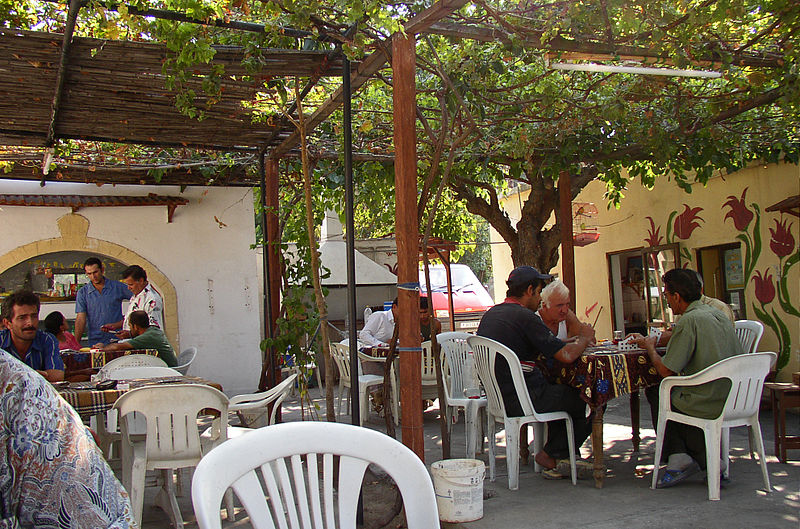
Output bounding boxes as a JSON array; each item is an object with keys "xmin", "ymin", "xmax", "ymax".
[{"xmin": 419, "ymin": 264, "xmax": 495, "ymax": 332}]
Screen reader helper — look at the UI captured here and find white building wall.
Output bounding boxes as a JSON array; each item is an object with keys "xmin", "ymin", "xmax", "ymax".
[{"xmin": 0, "ymin": 180, "xmax": 263, "ymax": 395}]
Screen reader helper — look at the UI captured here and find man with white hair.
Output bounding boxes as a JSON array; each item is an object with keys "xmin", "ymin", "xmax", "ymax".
[{"xmin": 537, "ymin": 280, "xmax": 593, "ymax": 342}]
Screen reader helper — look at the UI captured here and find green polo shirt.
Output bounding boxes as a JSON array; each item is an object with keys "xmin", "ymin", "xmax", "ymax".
[
  {"xmin": 127, "ymin": 327, "xmax": 178, "ymax": 367},
  {"xmin": 662, "ymin": 301, "xmax": 744, "ymax": 419}
]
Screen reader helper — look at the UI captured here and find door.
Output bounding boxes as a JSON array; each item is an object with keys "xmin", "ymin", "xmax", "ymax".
[
  {"xmin": 697, "ymin": 244, "xmax": 745, "ymax": 319},
  {"xmin": 642, "ymin": 244, "xmax": 680, "ymax": 331},
  {"xmin": 608, "ymin": 243, "xmax": 680, "ymax": 335}
]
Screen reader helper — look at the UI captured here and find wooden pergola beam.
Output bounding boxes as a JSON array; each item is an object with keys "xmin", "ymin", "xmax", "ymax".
[
  {"xmin": 423, "ymin": 21, "xmax": 784, "ymax": 69},
  {"xmin": 267, "ymin": 0, "xmax": 469, "ymax": 160}
]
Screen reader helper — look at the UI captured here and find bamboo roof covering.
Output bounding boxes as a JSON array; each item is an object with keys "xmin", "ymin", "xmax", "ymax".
[{"xmin": 0, "ymin": 28, "xmax": 352, "ymax": 153}]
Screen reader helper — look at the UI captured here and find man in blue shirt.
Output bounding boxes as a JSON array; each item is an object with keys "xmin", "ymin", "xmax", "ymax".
[
  {"xmin": 74, "ymin": 257, "xmax": 131, "ymax": 345},
  {"xmin": 0, "ymin": 290, "xmax": 64, "ymax": 382}
]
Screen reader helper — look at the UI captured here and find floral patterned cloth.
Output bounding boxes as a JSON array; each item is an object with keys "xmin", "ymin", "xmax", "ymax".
[
  {"xmin": 549, "ymin": 348, "xmax": 661, "ymax": 408},
  {"xmin": 121, "ymin": 285, "xmax": 164, "ymax": 332},
  {"xmin": 0, "ymin": 350, "xmax": 134, "ymax": 529}
]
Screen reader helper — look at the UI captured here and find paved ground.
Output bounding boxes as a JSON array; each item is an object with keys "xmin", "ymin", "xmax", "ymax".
[{"xmin": 137, "ymin": 388, "xmax": 799, "ymax": 528}]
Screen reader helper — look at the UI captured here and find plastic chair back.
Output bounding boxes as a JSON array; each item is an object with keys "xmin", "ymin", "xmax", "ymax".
[
  {"xmin": 437, "ymin": 331, "xmax": 476, "ymax": 402},
  {"xmin": 718, "ymin": 352, "xmax": 773, "ymax": 423},
  {"xmin": 114, "ymin": 383, "xmax": 228, "ymax": 468},
  {"xmin": 329, "ymin": 342, "xmax": 353, "ymax": 383},
  {"xmin": 100, "ymin": 353, "xmax": 167, "ymax": 375},
  {"xmin": 734, "ymin": 320, "xmax": 764, "ymax": 353},
  {"xmin": 192, "ymin": 421, "xmax": 438, "ymax": 529},
  {"xmin": 467, "ymin": 335, "xmax": 535, "ymax": 417},
  {"xmin": 104, "ymin": 365, "xmax": 183, "ymax": 380},
  {"xmin": 229, "ymin": 373, "xmax": 298, "ymax": 427},
  {"xmin": 174, "ymin": 346, "xmax": 198, "ymax": 375}
]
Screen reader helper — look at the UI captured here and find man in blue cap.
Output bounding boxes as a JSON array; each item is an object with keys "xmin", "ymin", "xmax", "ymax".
[{"xmin": 477, "ymin": 265, "xmax": 596, "ymax": 479}]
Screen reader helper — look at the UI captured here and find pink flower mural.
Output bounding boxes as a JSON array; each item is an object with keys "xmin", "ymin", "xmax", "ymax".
[
  {"xmin": 752, "ymin": 269, "xmax": 775, "ymax": 304},
  {"xmin": 673, "ymin": 204, "xmax": 704, "ymax": 240},
  {"xmin": 723, "ymin": 188, "xmax": 754, "ymax": 231},
  {"xmin": 769, "ymin": 218, "xmax": 795, "ymax": 258},
  {"xmin": 645, "ymin": 217, "xmax": 663, "ymax": 247}
]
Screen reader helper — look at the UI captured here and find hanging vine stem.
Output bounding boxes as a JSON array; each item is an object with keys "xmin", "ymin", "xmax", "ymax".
[{"xmin": 294, "ymin": 78, "xmax": 337, "ymax": 422}]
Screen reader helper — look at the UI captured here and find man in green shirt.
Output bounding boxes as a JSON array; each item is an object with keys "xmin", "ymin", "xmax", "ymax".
[
  {"xmin": 633, "ymin": 268, "xmax": 743, "ymax": 488},
  {"xmin": 98, "ymin": 310, "xmax": 178, "ymax": 367}
]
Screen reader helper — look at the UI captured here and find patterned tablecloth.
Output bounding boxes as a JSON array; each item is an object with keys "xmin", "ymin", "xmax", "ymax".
[
  {"xmin": 57, "ymin": 375, "xmax": 222, "ymax": 418},
  {"xmin": 61, "ymin": 348, "xmax": 159, "ymax": 373},
  {"xmin": 550, "ymin": 346, "xmax": 662, "ymax": 408}
]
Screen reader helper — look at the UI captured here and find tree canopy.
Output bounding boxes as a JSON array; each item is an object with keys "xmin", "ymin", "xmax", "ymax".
[{"xmin": 1, "ymin": 0, "xmax": 798, "ymax": 271}]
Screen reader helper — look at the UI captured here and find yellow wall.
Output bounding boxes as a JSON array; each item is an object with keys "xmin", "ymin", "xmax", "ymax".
[{"xmin": 492, "ymin": 161, "xmax": 800, "ymax": 380}]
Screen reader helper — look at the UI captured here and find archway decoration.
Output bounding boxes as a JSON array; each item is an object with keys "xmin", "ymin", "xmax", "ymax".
[{"xmin": 0, "ymin": 214, "xmax": 179, "ymax": 348}]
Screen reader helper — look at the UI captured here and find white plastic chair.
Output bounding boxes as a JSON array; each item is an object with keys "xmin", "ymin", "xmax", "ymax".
[
  {"xmin": 114, "ymin": 383, "xmax": 229, "ymax": 527},
  {"xmin": 174, "ymin": 346, "xmax": 197, "ymax": 375},
  {"xmin": 420, "ymin": 340, "xmax": 440, "ymax": 402},
  {"xmin": 192, "ymin": 421, "xmax": 439, "ymax": 529},
  {"xmin": 103, "ymin": 365, "xmax": 182, "ymax": 380},
  {"xmin": 651, "ymin": 351, "xmax": 775, "ymax": 501},
  {"xmin": 357, "ymin": 350, "xmax": 400, "ymax": 425},
  {"xmin": 734, "ymin": 320, "xmax": 765, "ymax": 354},
  {"xmin": 92, "ymin": 362, "xmax": 177, "ymax": 458},
  {"xmin": 228, "ymin": 373, "xmax": 298, "ymax": 430},
  {"xmin": 99, "ymin": 353, "xmax": 167, "ymax": 377},
  {"xmin": 467, "ymin": 335, "xmax": 577, "ymax": 489},
  {"xmin": 329, "ymin": 342, "xmax": 384, "ymax": 425},
  {"xmin": 438, "ymin": 331, "xmax": 487, "ymax": 457}
]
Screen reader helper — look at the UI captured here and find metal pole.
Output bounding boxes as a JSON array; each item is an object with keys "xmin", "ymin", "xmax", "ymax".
[{"xmin": 343, "ymin": 56, "xmax": 360, "ymax": 426}]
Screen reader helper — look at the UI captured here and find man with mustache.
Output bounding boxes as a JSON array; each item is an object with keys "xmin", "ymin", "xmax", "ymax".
[{"xmin": 0, "ymin": 290, "xmax": 64, "ymax": 382}]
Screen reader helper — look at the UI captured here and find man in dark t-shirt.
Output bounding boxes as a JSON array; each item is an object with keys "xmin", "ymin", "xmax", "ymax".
[{"xmin": 477, "ymin": 266, "xmax": 595, "ymax": 478}]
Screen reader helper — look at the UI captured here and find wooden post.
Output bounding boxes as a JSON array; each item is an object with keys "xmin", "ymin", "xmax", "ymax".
[
  {"xmin": 258, "ymin": 158, "xmax": 282, "ymax": 392},
  {"xmin": 558, "ymin": 170, "xmax": 576, "ymax": 312},
  {"xmin": 393, "ymin": 32, "xmax": 424, "ymax": 459}
]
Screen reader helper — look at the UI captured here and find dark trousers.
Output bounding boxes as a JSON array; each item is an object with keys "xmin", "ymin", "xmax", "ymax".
[
  {"xmin": 646, "ymin": 385, "xmax": 709, "ymax": 469},
  {"xmin": 531, "ymin": 383, "xmax": 593, "ymax": 460}
]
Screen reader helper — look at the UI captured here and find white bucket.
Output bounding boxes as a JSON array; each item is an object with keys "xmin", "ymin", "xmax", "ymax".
[{"xmin": 430, "ymin": 458, "xmax": 485, "ymax": 523}]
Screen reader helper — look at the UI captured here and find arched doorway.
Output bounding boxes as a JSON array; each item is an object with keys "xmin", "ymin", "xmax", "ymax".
[{"xmin": 0, "ymin": 214, "xmax": 179, "ymax": 348}]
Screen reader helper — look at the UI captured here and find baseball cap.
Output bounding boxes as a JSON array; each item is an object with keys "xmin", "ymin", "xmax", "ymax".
[{"xmin": 506, "ymin": 266, "xmax": 553, "ymax": 288}]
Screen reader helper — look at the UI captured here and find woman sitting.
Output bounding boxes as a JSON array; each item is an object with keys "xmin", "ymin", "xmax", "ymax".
[{"xmin": 44, "ymin": 311, "xmax": 81, "ymax": 350}]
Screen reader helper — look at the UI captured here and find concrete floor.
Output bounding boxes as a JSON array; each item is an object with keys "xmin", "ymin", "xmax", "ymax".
[{"xmin": 136, "ymin": 388, "xmax": 800, "ymax": 528}]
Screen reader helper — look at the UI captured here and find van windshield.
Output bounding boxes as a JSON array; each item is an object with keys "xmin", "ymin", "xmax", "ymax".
[{"xmin": 420, "ymin": 265, "xmax": 482, "ymax": 292}]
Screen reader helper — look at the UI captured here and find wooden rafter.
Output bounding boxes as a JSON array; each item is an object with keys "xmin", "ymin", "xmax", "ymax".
[
  {"xmin": 423, "ymin": 21, "xmax": 784, "ymax": 68},
  {"xmin": 267, "ymin": 0, "xmax": 470, "ymax": 160}
]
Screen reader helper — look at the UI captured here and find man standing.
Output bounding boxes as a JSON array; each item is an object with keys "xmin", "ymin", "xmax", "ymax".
[
  {"xmin": 477, "ymin": 266, "xmax": 596, "ymax": 479},
  {"xmin": 537, "ymin": 280, "xmax": 591, "ymax": 341},
  {"xmin": 98, "ymin": 310, "xmax": 177, "ymax": 367},
  {"xmin": 74, "ymin": 257, "xmax": 131, "ymax": 345},
  {"xmin": 633, "ymin": 268, "xmax": 743, "ymax": 488},
  {"xmin": 102, "ymin": 264, "xmax": 164, "ymax": 339},
  {"xmin": 0, "ymin": 290, "xmax": 64, "ymax": 382}
]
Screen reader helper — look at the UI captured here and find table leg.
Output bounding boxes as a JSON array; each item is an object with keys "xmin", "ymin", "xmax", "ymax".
[
  {"xmin": 592, "ymin": 406, "xmax": 605, "ymax": 488},
  {"xmin": 520, "ymin": 426, "xmax": 529, "ymax": 465},
  {"xmin": 630, "ymin": 390, "xmax": 641, "ymax": 452},
  {"xmin": 778, "ymin": 392, "xmax": 788, "ymax": 463},
  {"xmin": 771, "ymin": 389, "xmax": 781, "ymax": 462}
]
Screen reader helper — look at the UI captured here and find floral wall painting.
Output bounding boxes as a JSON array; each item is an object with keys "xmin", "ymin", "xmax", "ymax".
[
  {"xmin": 638, "ymin": 186, "xmax": 797, "ymax": 373},
  {"xmin": 723, "ymin": 187, "xmax": 798, "ymax": 372}
]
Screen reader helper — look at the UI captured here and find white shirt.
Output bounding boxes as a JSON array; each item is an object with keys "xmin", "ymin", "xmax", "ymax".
[
  {"xmin": 358, "ymin": 310, "xmax": 395, "ymax": 347},
  {"xmin": 536, "ymin": 310, "xmax": 568, "ymax": 340},
  {"xmin": 122, "ymin": 284, "xmax": 164, "ymax": 331}
]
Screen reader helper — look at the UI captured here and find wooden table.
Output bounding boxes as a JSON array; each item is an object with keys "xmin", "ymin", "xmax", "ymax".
[
  {"xmin": 534, "ymin": 345, "xmax": 662, "ymax": 488},
  {"xmin": 764, "ymin": 382, "xmax": 800, "ymax": 463},
  {"xmin": 58, "ymin": 375, "xmax": 222, "ymax": 419}
]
